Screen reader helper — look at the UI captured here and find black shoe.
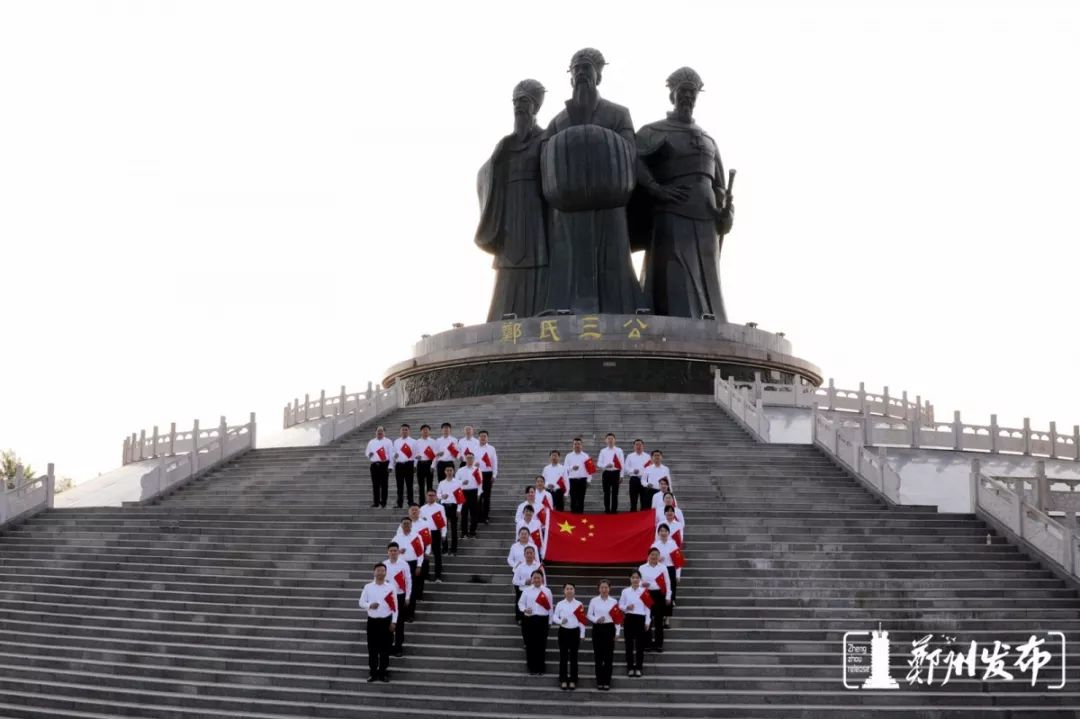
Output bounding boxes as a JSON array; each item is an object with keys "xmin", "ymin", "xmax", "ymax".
[
  {"xmin": 380, "ymin": 675, "xmax": 390, "ymax": 683},
  {"xmin": 367, "ymin": 676, "xmax": 377, "ymax": 682},
  {"xmin": 370, "ymin": 503, "xmax": 380, "ymax": 508},
  {"xmin": 393, "ymin": 650, "xmax": 404, "ymax": 658}
]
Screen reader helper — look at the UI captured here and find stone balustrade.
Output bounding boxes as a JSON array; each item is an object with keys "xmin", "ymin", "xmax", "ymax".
[
  {"xmin": 1, "ymin": 463, "xmax": 55, "ymax": 529},
  {"xmin": 281, "ymin": 383, "xmax": 403, "ymax": 443},
  {"xmin": 122, "ymin": 414, "xmax": 256, "ymax": 466}
]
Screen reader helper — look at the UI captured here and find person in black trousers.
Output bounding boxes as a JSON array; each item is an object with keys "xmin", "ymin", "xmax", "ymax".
[
  {"xmin": 364, "ymin": 427, "xmax": 393, "ymax": 508},
  {"xmin": 619, "ymin": 570, "xmax": 650, "ymax": 677},
  {"xmin": 415, "ymin": 424, "xmax": 436, "ymax": 497},
  {"xmin": 587, "ymin": 580, "xmax": 618, "ymax": 690},
  {"xmin": 436, "ymin": 465, "xmax": 460, "ymax": 556},
  {"xmin": 392, "ymin": 424, "xmax": 416, "ymax": 508},
  {"xmin": 360, "ymin": 563, "xmax": 397, "ymax": 682},
  {"xmin": 518, "ymin": 571, "xmax": 553, "ymax": 676}
]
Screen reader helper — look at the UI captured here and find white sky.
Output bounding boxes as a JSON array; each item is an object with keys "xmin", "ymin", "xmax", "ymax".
[{"xmin": 2, "ymin": 0, "xmax": 1078, "ymax": 482}]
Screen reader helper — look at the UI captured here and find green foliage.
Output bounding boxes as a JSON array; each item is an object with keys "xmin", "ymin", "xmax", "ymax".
[{"xmin": 1, "ymin": 450, "xmax": 35, "ymax": 491}]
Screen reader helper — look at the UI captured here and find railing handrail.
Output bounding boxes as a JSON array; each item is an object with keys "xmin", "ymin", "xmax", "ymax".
[
  {"xmin": 282, "ymin": 382, "xmax": 396, "ymax": 429},
  {"xmin": 1, "ymin": 462, "xmax": 56, "ymax": 529},
  {"xmin": 122, "ymin": 414, "xmax": 256, "ymax": 466}
]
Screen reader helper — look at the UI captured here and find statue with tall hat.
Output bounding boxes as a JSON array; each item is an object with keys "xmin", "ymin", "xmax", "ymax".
[
  {"xmin": 631, "ymin": 66, "xmax": 735, "ymax": 320},
  {"xmin": 539, "ymin": 47, "xmax": 645, "ymax": 315},
  {"xmin": 475, "ymin": 78, "xmax": 550, "ymax": 321}
]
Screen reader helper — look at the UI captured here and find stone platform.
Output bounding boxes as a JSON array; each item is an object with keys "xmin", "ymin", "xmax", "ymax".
[{"xmin": 382, "ymin": 314, "xmax": 821, "ymax": 404}]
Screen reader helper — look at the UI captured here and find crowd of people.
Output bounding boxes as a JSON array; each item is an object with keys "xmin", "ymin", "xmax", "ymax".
[{"xmin": 359, "ymin": 424, "xmax": 688, "ymax": 688}]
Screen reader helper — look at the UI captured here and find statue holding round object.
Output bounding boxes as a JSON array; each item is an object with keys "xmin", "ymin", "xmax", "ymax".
[{"xmin": 541, "ymin": 124, "xmax": 636, "ymax": 213}]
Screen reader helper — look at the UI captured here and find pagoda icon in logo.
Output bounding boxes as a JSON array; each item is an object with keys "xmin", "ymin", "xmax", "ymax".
[{"xmin": 862, "ymin": 623, "xmax": 900, "ymax": 689}]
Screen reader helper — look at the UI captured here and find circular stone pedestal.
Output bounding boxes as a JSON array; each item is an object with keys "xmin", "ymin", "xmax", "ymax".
[{"xmin": 381, "ymin": 314, "xmax": 821, "ymax": 405}]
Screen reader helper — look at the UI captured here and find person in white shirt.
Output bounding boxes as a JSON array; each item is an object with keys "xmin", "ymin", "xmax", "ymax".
[
  {"xmin": 654, "ymin": 490, "xmax": 685, "ymax": 528},
  {"xmin": 476, "ymin": 430, "xmax": 498, "ymax": 524},
  {"xmin": 597, "ymin": 433, "xmax": 625, "ymax": 514},
  {"xmin": 653, "ymin": 523, "xmax": 683, "ymax": 626},
  {"xmin": 651, "ymin": 478, "xmax": 677, "ymax": 515},
  {"xmin": 434, "ymin": 422, "xmax": 459, "ymax": 492},
  {"xmin": 392, "ymin": 517, "xmax": 425, "ymax": 614},
  {"xmin": 420, "ymin": 489, "xmax": 447, "ymax": 582},
  {"xmin": 507, "ymin": 527, "xmax": 537, "ymax": 571},
  {"xmin": 551, "ymin": 583, "xmax": 586, "ymax": 690},
  {"xmin": 414, "ymin": 424, "xmax": 438, "ymax": 497},
  {"xmin": 512, "ymin": 546, "xmax": 545, "ymax": 626},
  {"xmin": 658, "ymin": 505, "xmax": 686, "ymax": 549},
  {"xmin": 518, "ymin": 570, "xmax": 553, "ymax": 676},
  {"xmin": 618, "ymin": 570, "xmax": 651, "ymax": 676},
  {"xmin": 515, "ymin": 505, "xmax": 544, "ymax": 558},
  {"xmin": 458, "ymin": 425, "xmax": 481, "ymax": 464},
  {"xmin": 436, "ymin": 464, "xmax": 462, "ymax": 556},
  {"xmin": 516, "ymin": 486, "xmax": 538, "ymax": 526},
  {"xmin": 407, "ymin": 504, "xmax": 433, "ymax": 599},
  {"xmin": 392, "ymin": 424, "xmax": 418, "ymax": 508},
  {"xmin": 587, "ymin": 579, "xmax": 619, "ymax": 690},
  {"xmin": 564, "ymin": 438, "xmax": 593, "ymax": 514},
  {"xmin": 364, "ymin": 426, "xmax": 395, "ymax": 508},
  {"xmin": 455, "ymin": 452, "xmax": 484, "ymax": 539},
  {"xmin": 639, "ymin": 548, "xmax": 672, "ymax": 652},
  {"xmin": 542, "ymin": 453, "xmax": 568, "ymax": 511},
  {"xmin": 641, "ymin": 450, "xmax": 671, "ymax": 511},
  {"xmin": 533, "ymin": 476, "xmax": 554, "ymax": 523},
  {"xmin": 359, "ymin": 563, "xmax": 398, "ymax": 683},
  {"xmin": 623, "ymin": 439, "xmax": 650, "ymax": 512},
  {"xmin": 382, "ymin": 543, "xmax": 412, "ymax": 657}
]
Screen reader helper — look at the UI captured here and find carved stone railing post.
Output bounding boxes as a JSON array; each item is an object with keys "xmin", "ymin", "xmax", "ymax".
[
  {"xmin": 248, "ymin": 412, "xmax": 257, "ymax": 450},
  {"xmin": 1050, "ymin": 421, "xmax": 1059, "ymax": 459},
  {"xmin": 191, "ymin": 419, "xmax": 200, "ymax": 457},
  {"xmin": 827, "ymin": 378, "xmax": 836, "ymax": 411},
  {"xmin": 882, "ymin": 386, "xmax": 891, "ymax": 418},
  {"xmin": 990, "ymin": 414, "xmax": 999, "ymax": 453},
  {"xmin": 911, "ymin": 396, "xmax": 922, "ymax": 449},
  {"xmin": 45, "ymin": 463, "xmax": 55, "ymax": 509},
  {"xmin": 138, "ymin": 429, "xmax": 146, "ymax": 461},
  {"xmin": 952, "ymin": 411, "xmax": 962, "ymax": 451},
  {"xmin": 218, "ymin": 416, "xmax": 228, "ymax": 461},
  {"xmin": 969, "ymin": 457, "xmax": 981, "ymax": 513},
  {"xmin": 339, "ymin": 385, "xmax": 347, "ymax": 416},
  {"xmin": 303, "ymin": 393, "xmax": 310, "ymax": 422},
  {"xmin": 1023, "ymin": 417, "xmax": 1032, "ymax": 456},
  {"xmin": 1034, "ymin": 460, "xmax": 1049, "ymax": 512},
  {"xmin": 168, "ymin": 422, "xmax": 177, "ymax": 456},
  {"xmin": 151, "ymin": 426, "xmax": 159, "ymax": 459},
  {"xmin": 319, "ymin": 389, "xmax": 326, "ymax": 418}
]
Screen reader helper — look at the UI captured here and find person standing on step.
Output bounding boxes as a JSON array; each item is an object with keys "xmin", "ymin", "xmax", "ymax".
[
  {"xmin": 654, "ymin": 490, "xmax": 685, "ymax": 529},
  {"xmin": 551, "ymin": 583, "xmax": 587, "ymax": 690},
  {"xmin": 639, "ymin": 548, "xmax": 672, "ymax": 652},
  {"xmin": 420, "ymin": 489, "xmax": 447, "ymax": 582},
  {"xmin": 623, "ymin": 439, "xmax": 650, "ymax": 512},
  {"xmin": 436, "ymin": 464, "xmax": 463, "ymax": 556},
  {"xmin": 597, "ymin": 432, "xmax": 625, "ymax": 514},
  {"xmin": 364, "ymin": 426, "xmax": 394, "ymax": 508},
  {"xmin": 565, "ymin": 438, "xmax": 594, "ymax": 514},
  {"xmin": 511, "ymin": 542, "xmax": 543, "ymax": 626},
  {"xmin": 518, "ymin": 569, "xmax": 553, "ymax": 676},
  {"xmin": 435, "ymin": 422, "xmax": 460, "ymax": 490},
  {"xmin": 507, "ymin": 527, "xmax": 538, "ymax": 573},
  {"xmin": 359, "ymin": 562, "xmax": 398, "ymax": 683},
  {"xmin": 392, "ymin": 516, "xmax": 426, "ymax": 613},
  {"xmin": 415, "ymin": 424, "xmax": 438, "ymax": 497},
  {"xmin": 658, "ymin": 504, "xmax": 686, "ymax": 550},
  {"xmin": 408, "ymin": 504, "xmax": 435, "ymax": 596},
  {"xmin": 382, "ymin": 542, "xmax": 412, "ymax": 658},
  {"xmin": 618, "ymin": 570, "xmax": 651, "ymax": 677},
  {"xmin": 393, "ymin": 424, "xmax": 418, "ymax": 508},
  {"xmin": 455, "ymin": 451, "xmax": 484, "ymax": 539},
  {"xmin": 542, "ymin": 451, "xmax": 569, "ymax": 511},
  {"xmin": 533, "ymin": 476, "xmax": 554, "ymax": 524},
  {"xmin": 587, "ymin": 579, "xmax": 620, "ymax": 691},
  {"xmin": 641, "ymin": 450, "xmax": 670, "ymax": 512},
  {"xmin": 477, "ymin": 430, "xmax": 498, "ymax": 524},
  {"xmin": 516, "ymin": 486, "xmax": 538, "ymax": 526},
  {"xmin": 651, "ymin": 478, "xmax": 677, "ymax": 515},
  {"xmin": 458, "ymin": 425, "xmax": 481, "ymax": 465},
  {"xmin": 652, "ymin": 523, "xmax": 685, "ymax": 626},
  {"xmin": 515, "ymin": 505, "xmax": 544, "ymax": 559}
]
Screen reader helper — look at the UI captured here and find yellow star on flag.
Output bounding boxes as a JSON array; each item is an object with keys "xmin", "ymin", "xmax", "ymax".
[{"xmin": 558, "ymin": 520, "xmax": 576, "ymax": 534}]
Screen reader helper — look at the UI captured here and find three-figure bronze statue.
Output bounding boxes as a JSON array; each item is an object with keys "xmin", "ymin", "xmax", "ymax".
[{"xmin": 475, "ymin": 48, "xmax": 734, "ymax": 322}]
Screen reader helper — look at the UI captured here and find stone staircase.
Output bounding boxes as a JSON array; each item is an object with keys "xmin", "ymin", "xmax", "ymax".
[{"xmin": 0, "ymin": 392, "xmax": 1078, "ymax": 718}]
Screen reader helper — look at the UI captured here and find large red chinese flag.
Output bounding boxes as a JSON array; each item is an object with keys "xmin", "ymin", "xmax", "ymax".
[{"xmin": 543, "ymin": 510, "xmax": 656, "ymax": 564}]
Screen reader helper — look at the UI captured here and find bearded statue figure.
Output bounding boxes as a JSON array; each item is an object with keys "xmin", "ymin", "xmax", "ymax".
[
  {"xmin": 632, "ymin": 67, "xmax": 735, "ymax": 320},
  {"xmin": 475, "ymin": 79, "xmax": 550, "ymax": 321}
]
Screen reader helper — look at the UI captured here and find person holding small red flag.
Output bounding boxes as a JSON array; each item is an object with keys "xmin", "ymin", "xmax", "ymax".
[
  {"xmin": 392, "ymin": 424, "xmax": 418, "ymax": 508},
  {"xmin": 477, "ymin": 430, "xmax": 499, "ymax": 524},
  {"xmin": 618, "ymin": 570, "xmax": 651, "ymax": 676},
  {"xmin": 641, "ymin": 450, "xmax": 671, "ymax": 511},
  {"xmin": 434, "ymin": 422, "xmax": 459, "ymax": 490},
  {"xmin": 658, "ymin": 505, "xmax": 685, "ymax": 549},
  {"xmin": 551, "ymin": 583, "xmax": 587, "ymax": 690},
  {"xmin": 597, "ymin": 432, "xmax": 626, "ymax": 514},
  {"xmin": 359, "ymin": 562, "xmax": 398, "ymax": 683},
  {"xmin": 533, "ymin": 476, "xmax": 554, "ymax": 523},
  {"xmin": 512, "ymin": 545, "xmax": 545, "ymax": 626},
  {"xmin": 587, "ymin": 579, "xmax": 620, "ymax": 690},
  {"xmin": 419, "ymin": 489, "xmax": 447, "ymax": 582},
  {"xmin": 455, "ymin": 451, "xmax": 484, "ymax": 539},
  {"xmin": 364, "ymin": 426, "xmax": 394, "ymax": 508},
  {"xmin": 382, "ymin": 542, "xmax": 412, "ymax": 657},
  {"xmin": 392, "ymin": 516, "xmax": 426, "ymax": 610},
  {"xmin": 518, "ymin": 570, "xmax": 554, "ymax": 676},
  {"xmin": 436, "ymin": 465, "xmax": 462, "ymax": 556},
  {"xmin": 408, "ymin": 504, "xmax": 435, "ymax": 595},
  {"xmin": 507, "ymin": 527, "xmax": 538, "ymax": 571},
  {"xmin": 515, "ymin": 505, "xmax": 544, "ymax": 558},
  {"xmin": 415, "ymin": 424, "xmax": 438, "ymax": 496},
  {"xmin": 565, "ymin": 437, "xmax": 595, "ymax": 514},
  {"xmin": 623, "ymin": 438, "xmax": 650, "ymax": 511},
  {"xmin": 639, "ymin": 548, "xmax": 672, "ymax": 652},
  {"xmin": 652, "ymin": 524, "xmax": 684, "ymax": 625},
  {"xmin": 515, "ymin": 486, "xmax": 539, "ymax": 526},
  {"xmin": 542, "ymin": 450, "xmax": 569, "ymax": 511}
]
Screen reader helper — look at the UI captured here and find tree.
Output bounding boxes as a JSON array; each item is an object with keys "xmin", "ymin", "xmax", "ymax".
[{"xmin": 1, "ymin": 450, "xmax": 35, "ymax": 491}]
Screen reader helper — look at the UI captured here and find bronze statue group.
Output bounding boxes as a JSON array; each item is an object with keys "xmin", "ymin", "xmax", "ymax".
[
  {"xmin": 360, "ymin": 424, "xmax": 687, "ymax": 690},
  {"xmin": 476, "ymin": 47, "xmax": 735, "ymax": 323}
]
